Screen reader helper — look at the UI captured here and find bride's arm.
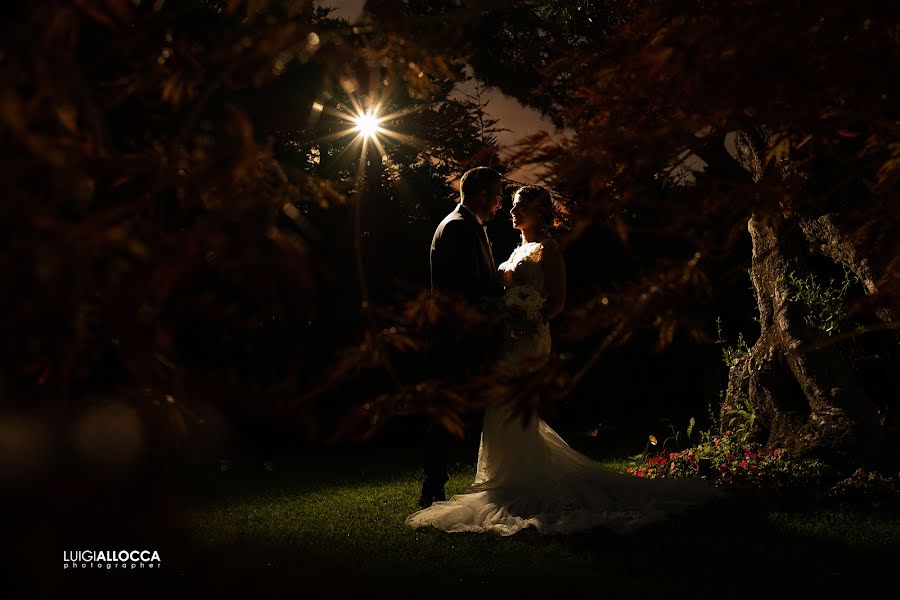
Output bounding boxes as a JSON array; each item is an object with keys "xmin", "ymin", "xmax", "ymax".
[{"xmin": 541, "ymin": 241, "xmax": 566, "ymax": 320}]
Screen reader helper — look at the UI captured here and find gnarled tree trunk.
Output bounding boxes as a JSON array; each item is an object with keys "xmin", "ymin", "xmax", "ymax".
[{"xmin": 724, "ymin": 212, "xmax": 884, "ymax": 463}]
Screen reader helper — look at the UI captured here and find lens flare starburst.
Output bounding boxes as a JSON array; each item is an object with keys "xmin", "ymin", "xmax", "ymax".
[
  {"xmin": 312, "ymin": 95, "xmax": 422, "ymax": 167},
  {"xmin": 353, "ymin": 111, "xmax": 383, "ymax": 139}
]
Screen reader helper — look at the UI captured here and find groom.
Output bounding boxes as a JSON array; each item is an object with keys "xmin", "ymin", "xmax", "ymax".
[{"xmin": 419, "ymin": 166, "xmax": 505, "ymax": 508}]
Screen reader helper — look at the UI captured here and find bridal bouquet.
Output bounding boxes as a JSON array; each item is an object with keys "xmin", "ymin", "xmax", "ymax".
[
  {"xmin": 498, "ymin": 284, "xmax": 551, "ymax": 373},
  {"xmin": 503, "ymin": 284, "xmax": 545, "ymax": 322}
]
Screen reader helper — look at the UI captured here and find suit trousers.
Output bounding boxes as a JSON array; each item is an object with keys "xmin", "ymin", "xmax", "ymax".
[{"xmin": 422, "ymin": 406, "xmax": 485, "ymax": 491}]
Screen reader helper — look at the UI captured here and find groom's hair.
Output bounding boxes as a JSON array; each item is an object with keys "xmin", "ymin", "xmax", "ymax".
[{"xmin": 459, "ymin": 167, "xmax": 501, "ymax": 203}]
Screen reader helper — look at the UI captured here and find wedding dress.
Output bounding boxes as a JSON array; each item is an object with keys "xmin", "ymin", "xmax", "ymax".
[{"xmin": 406, "ymin": 240, "xmax": 721, "ymax": 535}]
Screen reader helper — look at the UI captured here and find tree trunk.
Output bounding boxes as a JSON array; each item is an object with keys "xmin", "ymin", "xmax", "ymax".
[
  {"xmin": 798, "ymin": 212, "xmax": 895, "ymax": 323},
  {"xmin": 724, "ymin": 212, "xmax": 884, "ymax": 463}
]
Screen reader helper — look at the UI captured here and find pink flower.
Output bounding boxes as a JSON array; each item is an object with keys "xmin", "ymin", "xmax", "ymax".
[
  {"xmin": 725, "ymin": 430, "xmax": 732, "ymax": 436},
  {"xmin": 636, "ymin": 469, "xmax": 645, "ymax": 477}
]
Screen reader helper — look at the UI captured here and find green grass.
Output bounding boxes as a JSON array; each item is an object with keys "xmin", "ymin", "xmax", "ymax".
[{"xmin": 171, "ymin": 443, "xmax": 900, "ymax": 597}]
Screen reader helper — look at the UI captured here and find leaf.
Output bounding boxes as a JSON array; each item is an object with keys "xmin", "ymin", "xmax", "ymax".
[
  {"xmin": 0, "ymin": 91, "xmax": 25, "ymax": 132},
  {"xmin": 796, "ymin": 134, "xmax": 813, "ymax": 149},
  {"xmin": 763, "ymin": 136, "xmax": 790, "ymax": 170},
  {"xmin": 161, "ymin": 76, "xmax": 184, "ymax": 105},
  {"xmin": 657, "ymin": 319, "xmax": 677, "ymax": 349},
  {"xmin": 614, "ymin": 215, "xmax": 629, "ymax": 247},
  {"xmin": 170, "ymin": 406, "xmax": 187, "ymax": 434},
  {"xmin": 127, "ymin": 239, "xmax": 150, "ymax": 258},
  {"xmin": 439, "ymin": 415, "xmax": 465, "ymax": 440},
  {"xmin": 56, "ymin": 103, "xmax": 78, "ymax": 134}
]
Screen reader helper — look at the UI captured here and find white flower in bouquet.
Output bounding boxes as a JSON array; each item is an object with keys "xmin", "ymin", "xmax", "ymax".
[{"xmin": 503, "ymin": 284, "xmax": 545, "ymax": 321}]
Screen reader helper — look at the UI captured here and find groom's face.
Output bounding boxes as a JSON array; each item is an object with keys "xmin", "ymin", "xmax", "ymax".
[{"xmin": 485, "ymin": 180, "xmax": 503, "ymax": 220}]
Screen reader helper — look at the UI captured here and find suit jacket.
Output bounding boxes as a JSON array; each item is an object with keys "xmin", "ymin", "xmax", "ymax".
[{"xmin": 430, "ymin": 204, "xmax": 502, "ymax": 302}]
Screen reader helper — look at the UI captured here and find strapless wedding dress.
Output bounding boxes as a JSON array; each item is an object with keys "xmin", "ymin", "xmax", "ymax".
[{"xmin": 406, "ymin": 241, "xmax": 720, "ymax": 535}]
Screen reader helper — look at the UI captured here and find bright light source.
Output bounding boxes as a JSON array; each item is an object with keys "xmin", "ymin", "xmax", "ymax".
[{"xmin": 353, "ymin": 111, "xmax": 382, "ymax": 139}]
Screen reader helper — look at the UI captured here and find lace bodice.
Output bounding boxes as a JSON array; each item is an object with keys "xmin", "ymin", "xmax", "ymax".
[
  {"xmin": 495, "ymin": 241, "xmax": 553, "ymax": 374},
  {"xmin": 498, "ymin": 241, "xmax": 548, "ymax": 295}
]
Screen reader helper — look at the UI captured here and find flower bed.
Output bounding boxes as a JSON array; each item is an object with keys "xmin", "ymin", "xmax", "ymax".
[{"xmin": 624, "ymin": 430, "xmax": 900, "ymax": 503}]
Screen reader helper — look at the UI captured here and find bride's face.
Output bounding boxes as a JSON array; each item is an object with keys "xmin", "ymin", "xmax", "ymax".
[{"xmin": 510, "ymin": 193, "xmax": 538, "ymax": 231}]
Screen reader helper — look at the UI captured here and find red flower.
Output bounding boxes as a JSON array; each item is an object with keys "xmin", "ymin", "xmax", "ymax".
[
  {"xmin": 714, "ymin": 438, "xmax": 721, "ymax": 447},
  {"xmin": 741, "ymin": 460, "xmax": 748, "ymax": 469},
  {"xmin": 720, "ymin": 464, "xmax": 728, "ymax": 472},
  {"xmin": 725, "ymin": 430, "xmax": 732, "ymax": 436},
  {"xmin": 687, "ymin": 453, "xmax": 696, "ymax": 461},
  {"xmin": 636, "ymin": 469, "xmax": 645, "ymax": 477},
  {"xmin": 749, "ymin": 465, "xmax": 757, "ymax": 472}
]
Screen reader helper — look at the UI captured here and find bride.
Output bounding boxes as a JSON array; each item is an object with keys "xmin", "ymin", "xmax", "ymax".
[{"xmin": 406, "ymin": 185, "xmax": 721, "ymax": 536}]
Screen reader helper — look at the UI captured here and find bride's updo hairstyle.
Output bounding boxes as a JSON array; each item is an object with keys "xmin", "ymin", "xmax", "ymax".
[{"xmin": 514, "ymin": 185, "xmax": 556, "ymax": 236}]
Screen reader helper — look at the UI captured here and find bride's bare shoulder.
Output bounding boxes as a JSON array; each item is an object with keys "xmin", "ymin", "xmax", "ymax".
[{"xmin": 537, "ymin": 238, "xmax": 561, "ymax": 259}]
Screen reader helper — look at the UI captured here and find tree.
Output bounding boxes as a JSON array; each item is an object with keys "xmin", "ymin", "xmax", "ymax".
[
  {"xmin": 338, "ymin": 0, "xmax": 898, "ymax": 463},
  {"xmin": 0, "ymin": 0, "xmax": 516, "ymax": 458},
  {"xmin": 5, "ymin": 0, "xmax": 897, "ymax": 468},
  {"xmin": 460, "ymin": 0, "xmax": 900, "ymax": 463}
]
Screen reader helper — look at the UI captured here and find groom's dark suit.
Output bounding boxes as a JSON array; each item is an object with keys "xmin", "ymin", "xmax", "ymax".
[
  {"xmin": 421, "ymin": 203, "xmax": 503, "ymax": 507},
  {"xmin": 430, "ymin": 204, "xmax": 501, "ymax": 300}
]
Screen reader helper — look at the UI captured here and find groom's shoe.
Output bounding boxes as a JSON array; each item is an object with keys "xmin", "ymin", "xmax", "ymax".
[
  {"xmin": 418, "ymin": 484, "xmax": 447, "ymax": 508},
  {"xmin": 417, "ymin": 488, "xmax": 435, "ymax": 508}
]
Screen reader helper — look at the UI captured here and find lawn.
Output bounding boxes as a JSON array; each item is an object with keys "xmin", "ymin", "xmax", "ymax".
[
  {"xmin": 11, "ymin": 432, "xmax": 899, "ymax": 598},
  {"xmin": 174, "ymin": 440, "xmax": 898, "ymax": 597}
]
